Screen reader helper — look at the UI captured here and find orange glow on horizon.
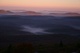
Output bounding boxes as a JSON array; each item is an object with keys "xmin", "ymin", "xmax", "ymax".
[{"xmin": 0, "ymin": 0, "xmax": 80, "ymax": 12}]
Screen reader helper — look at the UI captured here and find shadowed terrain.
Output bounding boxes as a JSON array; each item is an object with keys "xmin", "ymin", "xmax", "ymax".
[{"xmin": 0, "ymin": 15, "xmax": 80, "ymax": 53}]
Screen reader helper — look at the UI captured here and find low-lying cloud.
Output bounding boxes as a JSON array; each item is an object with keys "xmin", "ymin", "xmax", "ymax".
[{"xmin": 21, "ymin": 25, "xmax": 51, "ymax": 35}]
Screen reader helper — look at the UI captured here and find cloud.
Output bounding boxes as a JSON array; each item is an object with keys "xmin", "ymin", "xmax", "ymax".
[{"xmin": 21, "ymin": 25, "xmax": 51, "ymax": 35}]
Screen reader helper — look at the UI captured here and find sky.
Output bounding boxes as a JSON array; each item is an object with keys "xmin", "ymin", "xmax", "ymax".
[{"xmin": 0, "ymin": 0, "xmax": 80, "ymax": 12}]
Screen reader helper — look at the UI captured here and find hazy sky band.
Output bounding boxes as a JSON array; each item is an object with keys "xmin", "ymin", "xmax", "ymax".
[{"xmin": 0, "ymin": 0, "xmax": 80, "ymax": 12}]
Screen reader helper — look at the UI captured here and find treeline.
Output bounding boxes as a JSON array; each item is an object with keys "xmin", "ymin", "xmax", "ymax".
[{"xmin": 0, "ymin": 41, "xmax": 80, "ymax": 53}]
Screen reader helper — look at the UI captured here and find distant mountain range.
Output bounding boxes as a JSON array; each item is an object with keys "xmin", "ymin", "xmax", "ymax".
[
  {"xmin": 21, "ymin": 11, "xmax": 42, "ymax": 15},
  {"xmin": 0, "ymin": 10, "xmax": 12, "ymax": 14},
  {"xmin": 0, "ymin": 10, "xmax": 80, "ymax": 16},
  {"xmin": 64, "ymin": 12, "xmax": 80, "ymax": 16},
  {"xmin": 50, "ymin": 12, "xmax": 80, "ymax": 16}
]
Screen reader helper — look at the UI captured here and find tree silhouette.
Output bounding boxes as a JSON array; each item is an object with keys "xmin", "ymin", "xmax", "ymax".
[
  {"xmin": 59, "ymin": 40, "xmax": 64, "ymax": 47},
  {"xmin": 6, "ymin": 44, "xmax": 12, "ymax": 53}
]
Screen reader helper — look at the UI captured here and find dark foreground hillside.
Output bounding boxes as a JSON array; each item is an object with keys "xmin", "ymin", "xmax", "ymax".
[
  {"xmin": 0, "ymin": 34, "xmax": 80, "ymax": 53},
  {"xmin": 0, "ymin": 15, "xmax": 80, "ymax": 53}
]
